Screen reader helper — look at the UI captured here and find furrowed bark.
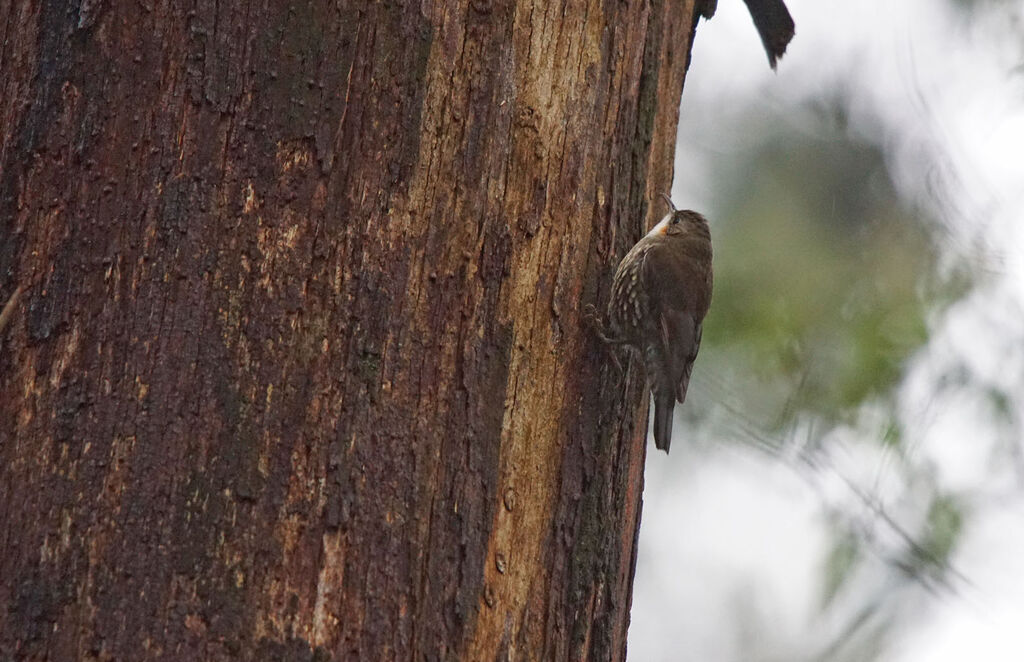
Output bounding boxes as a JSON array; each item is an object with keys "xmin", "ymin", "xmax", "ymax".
[{"xmin": 0, "ymin": 1, "xmax": 700, "ymax": 659}]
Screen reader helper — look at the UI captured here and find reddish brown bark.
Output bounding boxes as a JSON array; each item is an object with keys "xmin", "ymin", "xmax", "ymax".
[{"xmin": 0, "ymin": 1, "xmax": 699, "ymax": 660}]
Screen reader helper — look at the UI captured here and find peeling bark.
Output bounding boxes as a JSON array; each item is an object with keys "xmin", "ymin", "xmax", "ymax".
[{"xmin": 0, "ymin": 1, "xmax": 700, "ymax": 660}]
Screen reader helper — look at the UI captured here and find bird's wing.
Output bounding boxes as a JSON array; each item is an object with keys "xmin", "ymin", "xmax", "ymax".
[
  {"xmin": 642, "ymin": 244, "xmax": 705, "ymax": 404},
  {"xmin": 641, "ymin": 239, "xmax": 709, "ymax": 313},
  {"xmin": 659, "ymin": 310, "xmax": 701, "ymax": 404}
]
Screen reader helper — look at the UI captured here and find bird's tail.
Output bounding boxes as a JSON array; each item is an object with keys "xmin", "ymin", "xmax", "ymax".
[{"xmin": 653, "ymin": 388, "xmax": 675, "ymax": 453}]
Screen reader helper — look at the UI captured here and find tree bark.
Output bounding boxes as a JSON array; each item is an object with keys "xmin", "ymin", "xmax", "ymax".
[{"xmin": 0, "ymin": 1, "xmax": 699, "ymax": 660}]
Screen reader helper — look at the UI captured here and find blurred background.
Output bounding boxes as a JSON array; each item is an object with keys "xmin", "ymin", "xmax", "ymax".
[{"xmin": 628, "ymin": 0, "xmax": 1024, "ymax": 659}]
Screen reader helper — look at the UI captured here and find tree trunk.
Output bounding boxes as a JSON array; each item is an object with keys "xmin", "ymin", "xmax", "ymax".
[{"xmin": 0, "ymin": 1, "xmax": 699, "ymax": 660}]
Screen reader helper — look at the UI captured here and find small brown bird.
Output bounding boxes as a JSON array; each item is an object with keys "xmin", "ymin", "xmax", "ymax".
[{"xmin": 589, "ymin": 195, "xmax": 713, "ymax": 453}]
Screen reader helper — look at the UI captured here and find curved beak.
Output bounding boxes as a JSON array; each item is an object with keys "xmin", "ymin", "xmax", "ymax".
[{"xmin": 659, "ymin": 192, "xmax": 677, "ymax": 212}]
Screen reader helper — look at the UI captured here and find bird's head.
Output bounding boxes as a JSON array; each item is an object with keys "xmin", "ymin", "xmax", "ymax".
[{"xmin": 649, "ymin": 194, "xmax": 709, "ymax": 238}]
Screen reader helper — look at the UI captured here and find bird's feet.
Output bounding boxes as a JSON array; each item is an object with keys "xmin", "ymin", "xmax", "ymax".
[
  {"xmin": 583, "ymin": 304, "xmax": 612, "ymax": 342},
  {"xmin": 582, "ymin": 304, "xmax": 624, "ymax": 374}
]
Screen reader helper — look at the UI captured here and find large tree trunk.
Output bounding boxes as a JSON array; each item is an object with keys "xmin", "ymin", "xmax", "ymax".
[{"xmin": 0, "ymin": 1, "xmax": 699, "ymax": 659}]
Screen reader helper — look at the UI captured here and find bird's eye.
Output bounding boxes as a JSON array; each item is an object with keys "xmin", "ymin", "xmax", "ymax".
[{"xmin": 671, "ymin": 216, "xmax": 679, "ymax": 225}]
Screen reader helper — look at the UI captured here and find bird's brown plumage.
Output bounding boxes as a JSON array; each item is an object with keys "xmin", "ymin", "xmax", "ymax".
[{"xmin": 601, "ymin": 205, "xmax": 713, "ymax": 452}]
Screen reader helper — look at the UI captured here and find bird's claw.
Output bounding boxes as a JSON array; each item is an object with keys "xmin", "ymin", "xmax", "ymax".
[
  {"xmin": 582, "ymin": 303, "xmax": 626, "ymax": 377},
  {"xmin": 582, "ymin": 304, "xmax": 613, "ymax": 344}
]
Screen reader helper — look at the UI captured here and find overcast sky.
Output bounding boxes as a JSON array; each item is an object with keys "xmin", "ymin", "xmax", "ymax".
[{"xmin": 629, "ymin": 1, "xmax": 1024, "ymax": 660}]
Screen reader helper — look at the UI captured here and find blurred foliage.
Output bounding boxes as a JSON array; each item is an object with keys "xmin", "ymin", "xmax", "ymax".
[
  {"xmin": 913, "ymin": 493, "xmax": 964, "ymax": 573},
  {"xmin": 948, "ymin": 0, "xmax": 1020, "ymax": 16},
  {"xmin": 947, "ymin": 0, "xmax": 1024, "ymax": 70},
  {"xmin": 701, "ymin": 100, "xmax": 971, "ymax": 431},
  {"xmin": 678, "ymin": 96, "xmax": 982, "ymax": 660},
  {"xmin": 821, "ymin": 532, "xmax": 860, "ymax": 609},
  {"xmin": 636, "ymin": 3, "xmax": 1023, "ymax": 661}
]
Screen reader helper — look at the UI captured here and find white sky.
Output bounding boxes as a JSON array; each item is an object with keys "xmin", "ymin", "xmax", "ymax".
[{"xmin": 629, "ymin": 0, "xmax": 1024, "ymax": 660}]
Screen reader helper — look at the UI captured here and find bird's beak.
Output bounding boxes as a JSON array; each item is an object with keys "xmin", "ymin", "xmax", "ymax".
[{"xmin": 659, "ymin": 192, "xmax": 677, "ymax": 212}]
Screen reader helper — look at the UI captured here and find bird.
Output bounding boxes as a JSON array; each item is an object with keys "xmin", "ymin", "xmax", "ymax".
[
  {"xmin": 699, "ymin": 0, "xmax": 796, "ymax": 69},
  {"xmin": 587, "ymin": 195, "xmax": 713, "ymax": 453}
]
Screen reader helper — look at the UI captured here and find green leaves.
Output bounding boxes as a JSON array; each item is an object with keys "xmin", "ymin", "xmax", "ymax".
[
  {"xmin": 916, "ymin": 494, "xmax": 965, "ymax": 573},
  {"xmin": 822, "ymin": 532, "xmax": 861, "ymax": 608},
  {"xmin": 702, "ymin": 108, "xmax": 969, "ymax": 430}
]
